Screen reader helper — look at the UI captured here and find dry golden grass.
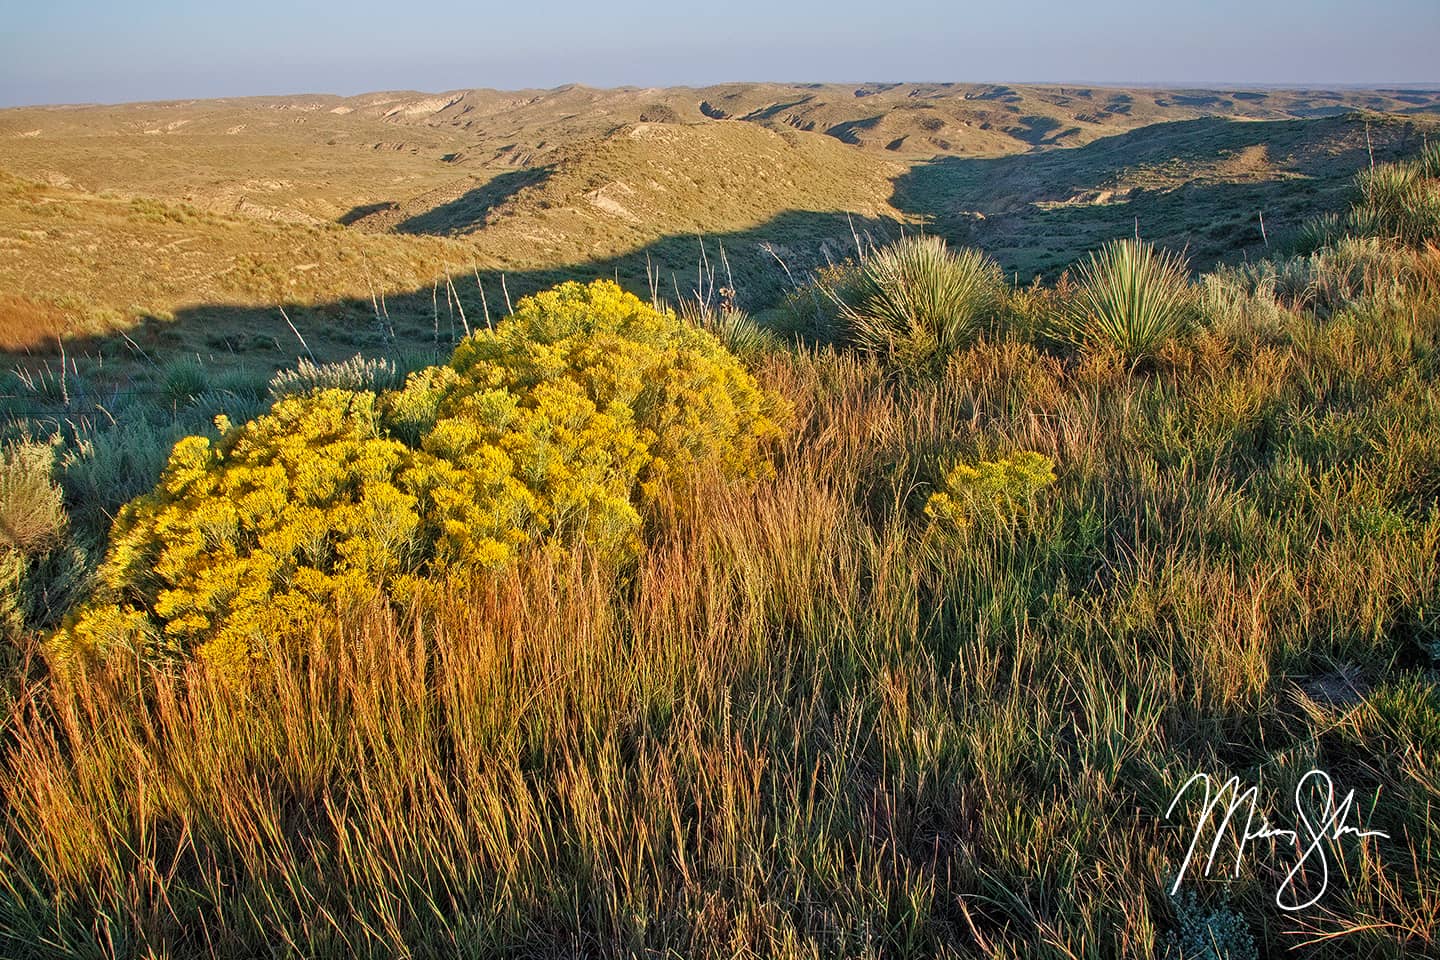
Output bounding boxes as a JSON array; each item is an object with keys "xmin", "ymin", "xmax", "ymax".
[
  {"xmin": 0, "ymin": 172, "xmax": 480, "ymax": 355},
  {"xmin": 0, "ymin": 296, "xmax": 70, "ymax": 353},
  {"xmin": 453, "ymin": 122, "xmax": 909, "ymax": 266}
]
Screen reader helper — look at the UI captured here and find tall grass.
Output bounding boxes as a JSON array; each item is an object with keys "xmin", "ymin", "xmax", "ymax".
[
  {"xmin": 1, "ymin": 441, "xmax": 82, "ymax": 725},
  {"xmin": 676, "ymin": 300, "xmax": 782, "ymax": 361},
  {"xmin": 1357, "ymin": 161, "xmax": 1440, "ymax": 248},
  {"xmin": 0, "ymin": 442, "xmax": 65, "ymax": 556},
  {"xmin": 1209, "ymin": 236, "xmax": 1417, "ymax": 319},
  {"xmin": 3, "ymin": 252, "xmax": 1439, "ymax": 955},
  {"xmin": 267, "ymin": 353, "xmax": 403, "ymax": 401},
  {"xmin": 1299, "ymin": 143, "xmax": 1440, "ymax": 253}
]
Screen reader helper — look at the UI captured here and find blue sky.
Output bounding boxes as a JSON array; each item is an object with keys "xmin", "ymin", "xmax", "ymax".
[{"xmin": 2, "ymin": 0, "xmax": 1437, "ymax": 106}]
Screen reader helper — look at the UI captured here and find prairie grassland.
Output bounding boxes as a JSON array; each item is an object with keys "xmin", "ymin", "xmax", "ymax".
[
  {"xmin": 3, "ymin": 127, "xmax": 1440, "ymax": 960},
  {"xmin": 0, "ymin": 170, "xmax": 485, "ymax": 354},
  {"xmin": 2, "ymin": 234, "xmax": 1439, "ymax": 958}
]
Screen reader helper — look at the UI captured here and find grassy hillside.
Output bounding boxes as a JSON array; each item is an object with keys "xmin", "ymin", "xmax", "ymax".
[
  {"xmin": 0, "ymin": 171, "xmax": 480, "ymax": 357},
  {"xmin": 360, "ymin": 121, "xmax": 902, "ymax": 237},
  {"xmin": 666, "ymin": 81, "xmax": 1440, "ymax": 155},
  {"xmin": 406, "ymin": 122, "xmax": 908, "ymax": 270},
  {"xmin": 0, "ymin": 95, "xmax": 481, "ymax": 224},
  {"xmin": 5, "ymin": 84, "xmax": 1439, "ymax": 367},
  {"xmin": 7, "ymin": 82, "xmax": 1439, "ymax": 225},
  {"xmin": 898, "ymin": 113, "xmax": 1440, "ymax": 276}
]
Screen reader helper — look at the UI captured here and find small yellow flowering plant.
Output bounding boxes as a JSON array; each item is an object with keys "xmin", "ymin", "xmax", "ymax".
[
  {"xmin": 53, "ymin": 280, "xmax": 788, "ymax": 673},
  {"xmin": 923, "ymin": 451, "xmax": 1057, "ymax": 531}
]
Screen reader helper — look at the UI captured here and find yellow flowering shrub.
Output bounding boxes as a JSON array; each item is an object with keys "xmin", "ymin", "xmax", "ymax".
[
  {"xmin": 56, "ymin": 391, "xmax": 438, "ymax": 672},
  {"xmin": 401, "ymin": 279, "xmax": 786, "ymax": 496},
  {"xmin": 53, "ymin": 280, "xmax": 788, "ymax": 672},
  {"xmin": 924, "ymin": 451, "xmax": 1056, "ymax": 530}
]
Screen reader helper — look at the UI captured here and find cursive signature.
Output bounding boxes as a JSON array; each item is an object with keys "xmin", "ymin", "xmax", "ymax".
[{"xmin": 1165, "ymin": 769, "xmax": 1389, "ymax": 912}]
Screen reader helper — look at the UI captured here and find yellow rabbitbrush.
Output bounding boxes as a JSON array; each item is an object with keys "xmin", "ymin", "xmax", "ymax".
[
  {"xmin": 924, "ymin": 451, "xmax": 1056, "ymax": 530},
  {"xmin": 53, "ymin": 280, "xmax": 788, "ymax": 674}
]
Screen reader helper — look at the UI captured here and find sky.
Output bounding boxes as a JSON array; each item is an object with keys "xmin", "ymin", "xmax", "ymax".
[{"xmin": 2, "ymin": 0, "xmax": 1437, "ymax": 107}]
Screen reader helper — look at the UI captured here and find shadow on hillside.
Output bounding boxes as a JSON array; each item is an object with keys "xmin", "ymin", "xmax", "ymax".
[
  {"xmin": 0, "ymin": 208, "xmax": 905, "ymax": 413},
  {"xmin": 395, "ymin": 167, "xmax": 554, "ymax": 235},
  {"xmin": 337, "ymin": 202, "xmax": 397, "ymax": 226},
  {"xmin": 825, "ymin": 116, "xmax": 883, "ymax": 145},
  {"xmin": 1011, "ymin": 115, "xmax": 1076, "ymax": 147},
  {"xmin": 891, "ymin": 114, "xmax": 1437, "ymax": 279},
  {"xmin": 737, "ymin": 97, "xmax": 818, "ymax": 123}
]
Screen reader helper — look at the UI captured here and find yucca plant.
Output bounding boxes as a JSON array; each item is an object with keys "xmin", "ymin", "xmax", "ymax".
[
  {"xmin": 161, "ymin": 357, "xmax": 210, "ymax": 407},
  {"xmin": 1293, "ymin": 211, "xmax": 1346, "ymax": 255},
  {"xmin": 835, "ymin": 235, "xmax": 1004, "ymax": 374},
  {"xmin": 1058, "ymin": 237, "xmax": 1192, "ymax": 360},
  {"xmin": 1358, "ymin": 163, "xmax": 1419, "ymax": 218},
  {"xmin": 267, "ymin": 353, "xmax": 401, "ymax": 401},
  {"xmin": 1355, "ymin": 160, "xmax": 1440, "ymax": 247},
  {"xmin": 1345, "ymin": 204, "xmax": 1388, "ymax": 241},
  {"xmin": 1416, "ymin": 141, "xmax": 1440, "ymax": 179}
]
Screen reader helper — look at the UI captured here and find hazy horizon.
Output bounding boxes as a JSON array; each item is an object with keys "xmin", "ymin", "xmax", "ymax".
[
  {"xmin": 2, "ymin": 0, "xmax": 1437, "ymax": 109},
  {"xmin": 7, "ymin": 78, "xmax": 1440, "ymax": 111}
]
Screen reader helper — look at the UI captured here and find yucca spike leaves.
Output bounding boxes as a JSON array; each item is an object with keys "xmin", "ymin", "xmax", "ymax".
[
  {"xmin": 838, "ymin": 235, "xmax": 1005, "ymax": 373},
  {"xmin": 1059, "ymin": 237, "xmax": 1192, "ymax": 360}
]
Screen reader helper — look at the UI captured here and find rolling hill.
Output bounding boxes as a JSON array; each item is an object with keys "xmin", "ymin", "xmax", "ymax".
[{"xmin": 3, "ymin": 81, "xmax": 1439, "ymax": 361}]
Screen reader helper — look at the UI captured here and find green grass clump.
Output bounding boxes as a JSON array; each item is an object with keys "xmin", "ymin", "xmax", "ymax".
[
  {"xmin": 1059, "ymin": 236, "xmax": 1192, "ymax": 359},
  {"xmin": 1293, "ymin": 210, "xmax": 1347, "ymax": 255},
  {"xmin": 777, "ymin": 258, "xmax": 867, "ymax": 344},
  {"xmin": 0, "ymin": 441, "xmax": 66, "ymax": 557},
  {"xmin": 161, "ymin": 357, "xmax": 211, "ymax": 406},
  {"xmin": 1, "ymin": 441, "xmax": 88, "ymax": 713},
  {"xmin": 836, "ymin": 235, "xmax": 1005, "ymax": 373},
  {"xmin": 267, "ymin": 353, "xmax": 403, "ymax": 400},
  {"xmin": 1415, "ymin": 141, "xmax": 1440, "ymax": 180},
  {"xmin": 1, "ymin": 440, "xmax": 65, "ymax": 642},
  {"xmin": 1303, "ymin": 144, "xmax": 1440, "ymax": 253},
  {"xmin": 676, "ymin": 301, "xmax": 782, "ymax": 361}
]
